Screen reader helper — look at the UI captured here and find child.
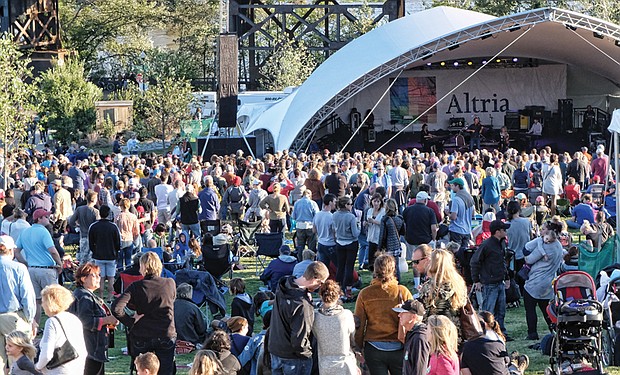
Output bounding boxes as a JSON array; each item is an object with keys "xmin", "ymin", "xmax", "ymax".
[
  {"xmin": 135, "ymin": 352, "xmax": 160, "ymax": 375},
  {"xmin": 189, "ymin": 349, "xmax": 223, "ymax": 375},
  {"xmin": 5, "ymin": 331, "xmax": 41, "ymax": 375},
  {"xmin": 227, "ymin": 317, "xmax": 251, "ymax": 357},
  {"xmin": 230, "ymin": 278, "xmax": 255, "ymax": 333},
  {"xmin": 427, "ymin": 315, "xmax": 459, "ymax": 375},
  {"xmin": 173, "ymin": 231, "xmax": 191, "ymax": 260}
]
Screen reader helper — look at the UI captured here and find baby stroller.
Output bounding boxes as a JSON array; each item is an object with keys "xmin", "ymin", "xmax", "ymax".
[{"xmin": 546, "ymin": 271, "xmax": 607, "ymax": 375}]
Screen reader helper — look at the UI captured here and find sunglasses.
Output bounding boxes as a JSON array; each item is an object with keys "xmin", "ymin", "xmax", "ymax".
[{"xmin": 412, "ymin": 257, "xmax": 427, "ymax": 265}]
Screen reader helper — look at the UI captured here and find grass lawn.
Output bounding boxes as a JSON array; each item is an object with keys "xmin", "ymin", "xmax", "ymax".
[{"xmin": 58, "ymin": 245, "xmax": 620, "ymax": 374}]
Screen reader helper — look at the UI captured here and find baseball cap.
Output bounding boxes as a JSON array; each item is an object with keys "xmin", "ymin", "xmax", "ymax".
[
  {"xmin": 52, "ymin": 179, "xmax": 62, "ymax": 186},
  {"xmin": 392, "ymin": 299, "xmax": 426, "ymax": 315},
  {"xmin": 279, "ymin": 245, "xmax": 291, "ymax": 255},
  {"xmin": 515, "ymin": 193, "xmax": 527, "ymax": 200},
  {"xmin": 33, "ymin": 209, "xmax": 51, "ymax": 222},
  {"xmin": 448, "ymin": 177, "xmax": 465, "ymax": 187},
  {"xmin": 0, "ymin": 235, "xmax": 16, "ymax": 249},
  {"xmin": 416, "ymin": 191, "xmax": 430, "ymax": 201},
  {"xmin": 252, "ymin": 179, "xmax": 261, "ymax": 185},
  {"xmin": 489, "ymin": 220, "xmax": 510, "ymax": 233}
]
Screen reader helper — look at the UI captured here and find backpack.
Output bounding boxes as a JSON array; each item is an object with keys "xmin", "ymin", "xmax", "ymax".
[
  {"xmin": 529, "ymin": 171, "xmax": 542, "ymax": 189},
  {"xmin": 135, "ymin": 205, "xmax": 146, "ymax": 234},
  {"xmin": 228, "ymin": 187, "xmax": 245, "ymax": 214},
  {"xmin": 429, "ymin": 172, "xmax": 444, "ymax": 193}
]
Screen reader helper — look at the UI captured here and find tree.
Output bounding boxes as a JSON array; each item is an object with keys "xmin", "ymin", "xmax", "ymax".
[
  {"xmin": 143, "ymin": 77, "xmax": 193, "ymax": 151},
  {"xmin": 59, "ymin": 0, "xmax": 167, "ymax": 72},
  {"xmin": 260, "ymin": 39, "xmax": 317, "ymax": 90},
  {"xmin": 0, "ymin": 35, "xmax": 39, "ymax": 189},
  {"xmin": 39, "ymin": 58, "xmax": 103, "ymax": 143}
]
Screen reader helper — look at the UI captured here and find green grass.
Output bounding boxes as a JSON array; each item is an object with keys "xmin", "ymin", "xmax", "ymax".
[{"xmin": 59, "ymin": 248, "xmax": 620, "ymax": 374}]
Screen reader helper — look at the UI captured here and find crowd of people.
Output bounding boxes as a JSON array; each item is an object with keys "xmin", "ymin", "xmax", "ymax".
[{"xmin": 0, "ymin": 137, "xmax": 616, "ymax": 375}]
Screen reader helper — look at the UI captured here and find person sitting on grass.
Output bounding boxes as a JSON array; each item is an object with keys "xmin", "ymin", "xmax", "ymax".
[
  {"xmin": 203, "ymin": 330, "xmax": 241, "ymax": 374},
  {"xmin": 174, "ymin": 283, "xmax": 207, "ymax": 348},
  {"xmin": 227, "ymin": 317, "xmax": 251, "ymax": 357},
  {"xmin": 230, "ymin": 278, "xmax": 254, "ymax": 334},
  {"xmin": 292, "ymin": 249, "xmax": 316, "ymax": 278},
  {"xmin": 238, "ymin": 310, "xmax": 271, "ymax": 375},
  {"xmin": 259, "ymin": 245, "xmax": 297, "ymax": 292}
]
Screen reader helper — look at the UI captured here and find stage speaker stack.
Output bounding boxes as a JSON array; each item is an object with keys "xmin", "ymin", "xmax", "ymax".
[
  {"xmin": 504, "ymin": 112, "xmax": 520, "ymax": 131},
  {"xmin": 558, "ymin": 99, "xmax": 573, "ymax": 132},
  {"xmin": 218, "ymin": 34, "xmax": 238, "ymax": 128}
]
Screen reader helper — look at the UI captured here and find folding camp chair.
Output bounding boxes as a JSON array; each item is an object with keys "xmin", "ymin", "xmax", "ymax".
[
  {"xmin": 255, "ymin": 232, "xmax": 284, "ymax": 275},
  {"xmin": 202, "ymin": 242, "xmax": 234, "ymax": 280},
  {"xmin": 236, "ymin": 219, "xmax": 262, "ymax": 257}
]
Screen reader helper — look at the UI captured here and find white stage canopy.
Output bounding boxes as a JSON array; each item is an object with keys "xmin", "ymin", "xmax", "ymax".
[{"xmin": 244, "ymin": 6, "xmax": 620, "ymax": 152}]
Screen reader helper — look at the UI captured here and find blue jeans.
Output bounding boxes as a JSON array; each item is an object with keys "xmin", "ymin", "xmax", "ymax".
[
  {"xmin": 470, "ymin": 136, "xmax": 480, "ymax": 150},
  {"xmin": 357, "ymin": 233, "xmax": 369, "ymax": 267},
  {"xmin": 118, "ymin": 244, "xmax": 134, "ymax": 270},
  {"xmin": 131, "ymin": 337, "xmax": 176, "ymax": 375},
  {"xmin": 481, "ymin": 282, "xmax": 507, "ymax": 333},
  {"xmin": 271, "ymin": 355, "xmax": 312, "ymax": 375},
  {"xmin": 317, "ymin": 243, "xmax": 336, "ymax": 267},
  {"xmin": 182, "ymin": 223, "xmax": 201, "ymax": 238},
  {"xmin": 566, "ymin": 219, "xmax": 581, "ymax": 229}
]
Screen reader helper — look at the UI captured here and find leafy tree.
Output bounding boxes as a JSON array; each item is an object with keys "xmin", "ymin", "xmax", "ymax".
[
  {"xmin": 143, "ymin": 77, "xmax": 193, "ymax": 151},
  {"xmin": 0, "ymin": 35, "xmax": 39, "ymax": 188},
  {"xmin": 260, "ymin": 39, "xmax": 316, "ymax": 90},
  {"xmin": 39, "ymin": 58, "xmax": 103, "ymax": 143},
  {"xmin": 59, "ymin": 0, "xmax": 166, "ymax": 72}
]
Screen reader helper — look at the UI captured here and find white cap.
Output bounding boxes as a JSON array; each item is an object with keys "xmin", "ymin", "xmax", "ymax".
[
  {"xmin": 0, "ymin": 235, "xmax": 16, "ymax": 249},
  {"xmin": 416, "ymin": 191, "xmax": 430, "ymax": 201}
]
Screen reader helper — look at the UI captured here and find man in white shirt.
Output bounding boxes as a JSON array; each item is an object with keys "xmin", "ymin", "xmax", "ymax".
[{"xmin": 154, "ymin": 171, "xmax": 174, "ymax": 230}]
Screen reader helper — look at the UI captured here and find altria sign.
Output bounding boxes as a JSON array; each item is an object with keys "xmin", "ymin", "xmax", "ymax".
[{"xmin": 445, "ymin": 92, "xmax": 510, "ymax": 114}]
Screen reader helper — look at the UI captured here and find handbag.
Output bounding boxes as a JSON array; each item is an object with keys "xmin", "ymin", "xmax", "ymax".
[
  {"xmin": 459, "ymin": 298, "xmax": 484, "ymax": 340},
  {"xmin": 46, "ymin": 316, "xmax": 79, "ymax": 370},
  {"xmin": 517, "ymin": 264, "xmax": 531, "ymax": 282}
]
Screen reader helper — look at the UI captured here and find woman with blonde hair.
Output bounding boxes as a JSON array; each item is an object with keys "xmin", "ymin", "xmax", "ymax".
[
  {"xmin": 36, "ymin": 285, "xmax": 88, "ymax": 373},
  {"xmin": 189, "ymin": 350, "xmax": 222, "ymax": 375},
  {"xmin": 418, "ymin": 249, "xmax": 467, "ymax": 332},
  {"xmin": 354, "ymin": 254, "xmax": 413, "ymax": 375},
  {"xmin": 427, "ymin": 315, "xmax": 459, "ymax": 375}
]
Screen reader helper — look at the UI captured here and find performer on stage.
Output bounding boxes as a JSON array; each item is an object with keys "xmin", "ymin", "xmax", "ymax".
[
  {"xmin": 466, "ymin": 116, "xmax": 483, "ymax": 150},
  {"xmin": 420, "ymin": 123, "xmax": 436, "ymax": 152}
]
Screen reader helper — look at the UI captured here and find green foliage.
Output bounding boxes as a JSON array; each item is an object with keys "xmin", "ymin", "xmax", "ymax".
[
  {"xmin": 143, "ymin": 78, "xmax": 193, "ymax": 148},
  {"xmin": 260, "ymin": 39, "xmax": 316, "ymax": 91},
  {"xmin": 0, "ymin": 34, "xmax": 39, "ymax": 184},
  {"xmin": 39, "ymin": 58, "xmax": 103, "ymax": 143},
  {"xmin": 59, "ymin": 0, "xmax": 166, "ymax": 72}
]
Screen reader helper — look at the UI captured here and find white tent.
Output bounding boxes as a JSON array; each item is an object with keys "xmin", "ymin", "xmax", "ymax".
[
  {"xmin": 244, "ymin": 6, "xmax": 620, "ymax": 151},
  {"xmin": 608, "ymin": 109, "xmax": 620, "ymax": 247}
]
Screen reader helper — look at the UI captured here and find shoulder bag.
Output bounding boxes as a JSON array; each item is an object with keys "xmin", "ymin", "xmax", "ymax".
[
  {"xmin": 46, "ymin": 316, "xmax": 79, "ymax": 369},
  {"xmin": 459, "ymin": 297, "xmax": 484, "ymax": 340}
]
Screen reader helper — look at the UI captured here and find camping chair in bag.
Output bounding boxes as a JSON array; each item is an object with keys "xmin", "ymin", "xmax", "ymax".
[
  {"xmin": 556, "ymin": 198, "xmax": 571, "ymax": 217},
  {"xmin": 255, "ymin": 232, "xmax": 285, "ymax": 275}
]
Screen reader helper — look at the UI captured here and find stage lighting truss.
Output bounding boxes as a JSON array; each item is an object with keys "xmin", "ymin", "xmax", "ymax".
[{"xmin": 291, "ymin": 8, "xmax": 620, "ymax": 152}]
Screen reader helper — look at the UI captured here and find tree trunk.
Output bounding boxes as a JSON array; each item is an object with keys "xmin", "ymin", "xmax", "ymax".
[{"xmin": 161, "ymin": 113, "xmax": 166, "ymax": 155}]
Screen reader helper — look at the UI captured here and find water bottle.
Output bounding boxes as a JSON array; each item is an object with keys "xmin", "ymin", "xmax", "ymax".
[{"xmin": 176, "ymin": 254, "xmax": 181, "ymax": 263}]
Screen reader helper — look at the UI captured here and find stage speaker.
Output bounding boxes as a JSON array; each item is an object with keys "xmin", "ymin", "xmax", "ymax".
[
  {"xmin": 218, "ymin": 34, "xmax": 238, "ymax": 128},
  {"xmin": 504, "ymin": 112, "xmax": 519, "ymax": 131},
  {"xmin": 558, "ymin": 99, "xmax": 573, "ymax": 132},
  {"xmin": 197, "ymin": 136, "xmax": 256, "ymax": 158}
]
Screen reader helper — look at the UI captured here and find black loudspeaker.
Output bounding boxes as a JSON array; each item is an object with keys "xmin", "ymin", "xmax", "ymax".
[
  {"xmin": 218, "ymin": 95, "xmax": 238, "ymax": 128},
  {"xmin": 504, "ymin": 112, "xmax": 520, "ymax": 131},
  {"xmin": 558, "ymin": 99, "xmax": 573, "ymax": 132},
  {"xmin": 197, "ymin": 136, "xmax": 256, "ymax": 158},
  {"xmin": 218, "ymin": 34, "xmax": 238, "ymax": 128}
]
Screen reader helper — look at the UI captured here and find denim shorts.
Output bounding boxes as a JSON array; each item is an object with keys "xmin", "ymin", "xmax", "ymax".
[{"xmin": 94, "ymin": 259, "xmax": 117, "ymax": 277}]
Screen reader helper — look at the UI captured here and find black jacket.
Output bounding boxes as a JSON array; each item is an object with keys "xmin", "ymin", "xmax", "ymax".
[
  {"xmin": 88, "ymin": 219, "xmax": 121, "ymax": 261},
  {"xmin": 173, "ymin": 298, "xmax": 207, "ymax": 345},
  {"xmin": 403, "ymin": 323, "xmax": 430, "ymax": 375},
  {"xmin": 179, "ymin": 193, "xmax": 200, "ymax": 224},
  {"xmin": 69, "ymin": 287, "xmax": 110, "ymax": 363},
  {"xmin": 470, "ymin": 236, "xmax": 507, "ymax": 285},
  {"xmin": 111, "ymin": 275, "xmax": 176, "ymax": 340},
  {"xmin": 231, "ymin": 294, "xmax": 255, "ymax": 333},
  {"xmin": 268, "ymin": 276, "xmax": 314, "ymax": 359}
]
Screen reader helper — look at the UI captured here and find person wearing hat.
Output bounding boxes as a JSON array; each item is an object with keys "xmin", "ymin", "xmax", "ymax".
[
  {"xmin": 0, "ymin": 235, "xmax": 37, "ymax": 372},
  {"xmin": 470, "ymin": 220, "xmax": 511, "ymax": 340},
  {"xmin": 259, "ymin": 245, "xmax": 297, "ymax": 292},
  {"xmin": 402, "ymin": 191, "xmax": 437, "ymax": 261},
  {"xmin": 245, "ymin": 178, "xmax": 268, "ymax": 222},
  {"xmin": 14, "ymin": 208, "xmax": 62, "ymax": 326},
  {"xmin": 447, "ymin": 177, "xmax": 474, "ymax": 257},
  {"xmin": 393, "ymin": 300, "xmax": 429, "ymax": 375}
]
